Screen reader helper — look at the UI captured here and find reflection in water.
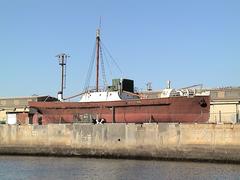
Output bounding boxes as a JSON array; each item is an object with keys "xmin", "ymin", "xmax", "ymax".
[{"xmin": 0, "ymin": 156, "xmax": 239, "ymax": 180}]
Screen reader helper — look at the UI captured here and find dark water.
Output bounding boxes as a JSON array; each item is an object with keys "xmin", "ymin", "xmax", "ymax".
[{"xmin": 0, "ymin": 156, "xmax": 240, "ymax": 180}]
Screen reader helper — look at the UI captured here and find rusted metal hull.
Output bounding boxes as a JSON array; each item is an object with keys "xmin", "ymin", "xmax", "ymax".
[
  {"xmin": 16, "ymin": 113, "xmax": 29, "ymax": 124},
  {"xmin": 29, "ymin": 96, "xmax": 210, "ymax": 124}
]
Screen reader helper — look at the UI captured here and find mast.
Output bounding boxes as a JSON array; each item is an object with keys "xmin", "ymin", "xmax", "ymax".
[{"xmin": 96, "ymin": 28, "xmax": 100, "ymax": 92}]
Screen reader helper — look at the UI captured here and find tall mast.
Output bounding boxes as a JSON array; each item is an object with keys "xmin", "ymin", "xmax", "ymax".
[{"xmin": 96, "ymin": 28, "xmax": 100, "ymax": 92}]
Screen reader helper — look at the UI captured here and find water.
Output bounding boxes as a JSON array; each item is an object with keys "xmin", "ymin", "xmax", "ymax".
[{"xmin": 0, "ymin": 156, "xmax": 239, "ymax": 180}]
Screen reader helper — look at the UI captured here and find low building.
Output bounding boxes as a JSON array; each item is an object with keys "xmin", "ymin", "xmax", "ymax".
[
  {"xmin": 0, "ymin": 96, "xmax": 58, "ymax": 124},
  {"xmin": 209, "ymin": 87, "xmax": 240, "ymax": 124}
]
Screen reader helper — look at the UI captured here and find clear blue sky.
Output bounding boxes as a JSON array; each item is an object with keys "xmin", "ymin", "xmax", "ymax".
[{"xmin": 0, "ymin": 0, "xmax": 239, "ymax": 98}]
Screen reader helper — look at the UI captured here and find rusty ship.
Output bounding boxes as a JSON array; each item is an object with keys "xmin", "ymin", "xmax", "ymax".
[{"xmin": 29, "ymin": 28, "xmax": 210, "ymax": 125}]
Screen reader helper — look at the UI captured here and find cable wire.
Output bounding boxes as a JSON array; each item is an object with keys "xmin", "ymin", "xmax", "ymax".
[
  {"xmin": 83, "ymin": 41, "xmax": 96, "ymax": 92},
  {"xmin": 100, "ymin": 41, "xmax": 123, "ymax": 76}
]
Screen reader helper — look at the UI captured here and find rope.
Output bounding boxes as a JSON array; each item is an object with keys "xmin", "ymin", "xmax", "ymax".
[
  {"xmin": 82, "ymin": 32, "xmax": 124, "ymax": 92},
  {"xmin": 101, "ymin": 44, "xmax": 113, "ymax": 78},
  {"xmin": 100, "ymin": 41, "xmax": 123, "ymax": 76},
  {"xmin": 99, "ymin": 44, "xmax": 108, "ymax": 87},
  {"xmin": 83, "ymin": 41, "xmax": 96, "ymax": 92}
]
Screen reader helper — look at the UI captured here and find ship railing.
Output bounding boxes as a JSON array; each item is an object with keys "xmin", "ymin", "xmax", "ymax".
[{"xmin": 83, "ymin": 86, "xmax": 109, "ymax": 93}]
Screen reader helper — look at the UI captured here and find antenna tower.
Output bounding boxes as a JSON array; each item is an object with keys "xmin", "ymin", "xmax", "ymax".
[{"xmin": 56, "ymin": 53, "xmax": 70, "ymax": 101}]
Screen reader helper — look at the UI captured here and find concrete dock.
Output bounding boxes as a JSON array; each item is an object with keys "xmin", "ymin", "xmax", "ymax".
[{"xmin": 0, "ymin": 123, "xmax": 240, "ymax": 163}]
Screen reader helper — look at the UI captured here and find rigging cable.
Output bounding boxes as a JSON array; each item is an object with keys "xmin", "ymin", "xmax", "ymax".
[
  {"xmin": 99, "ymin": 44, "xmax": 108, "ymax": 88},
  {"xmin": 83, "ymin": 41, "xmax": 96, "ymax": 92},
  {"xmin": 100, "ymin": 41, "xmax": 123, "ymax": 76},
  {"xmin": 101, "ymin": 43, "xmax": 113, "ymax": 79}
]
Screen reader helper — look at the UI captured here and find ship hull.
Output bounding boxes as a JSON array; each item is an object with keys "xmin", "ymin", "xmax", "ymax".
[{"xmin": 29, "ymin": 96, "xmax": 210, "ymax": 124}]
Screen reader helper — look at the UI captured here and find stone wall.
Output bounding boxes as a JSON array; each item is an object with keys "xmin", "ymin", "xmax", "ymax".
[{"xmin": 0, "ymin": 123, "xmax": 240, "ymax": 162}]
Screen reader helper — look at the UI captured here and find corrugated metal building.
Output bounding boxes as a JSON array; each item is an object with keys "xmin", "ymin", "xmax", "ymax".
[
  {"xmin": 209, "ymin": 87, "xmax": 240, "ymax": 124},
  {"xmin": 0, "ymin": 96, "xmax": 58, "ymax": 124}
]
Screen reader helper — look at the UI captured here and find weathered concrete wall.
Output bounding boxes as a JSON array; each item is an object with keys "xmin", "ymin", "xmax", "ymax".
[{"xmin": 0, "ymin": 123, "xmax": 240, "ymax": 163}]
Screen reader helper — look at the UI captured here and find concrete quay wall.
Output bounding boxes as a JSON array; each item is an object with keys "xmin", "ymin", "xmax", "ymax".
[{"xmin": 0, "ymin": 123, "xmax": 240, "ymax": 163}]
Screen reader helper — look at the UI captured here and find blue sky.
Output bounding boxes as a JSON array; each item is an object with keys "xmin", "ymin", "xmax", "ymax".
[{"xmin": 0, "ymin": 0, "xmax": 239, "ymax": 98}]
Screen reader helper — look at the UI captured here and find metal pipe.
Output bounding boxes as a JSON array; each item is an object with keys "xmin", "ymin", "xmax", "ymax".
[
  {"xmin": 112, "ymin": 106, "xmax": 115, "ymax": 123},
  {"xmin": 219, "ymin": 110, "xmax": 221, "ymax": 123},
  {"xmin": 61, "ymin": 55, "xmax": 64, "ymax": 100},
  {"xmin": 236, "ymin": 104, "xmax": 239, "ymax": 123}
]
